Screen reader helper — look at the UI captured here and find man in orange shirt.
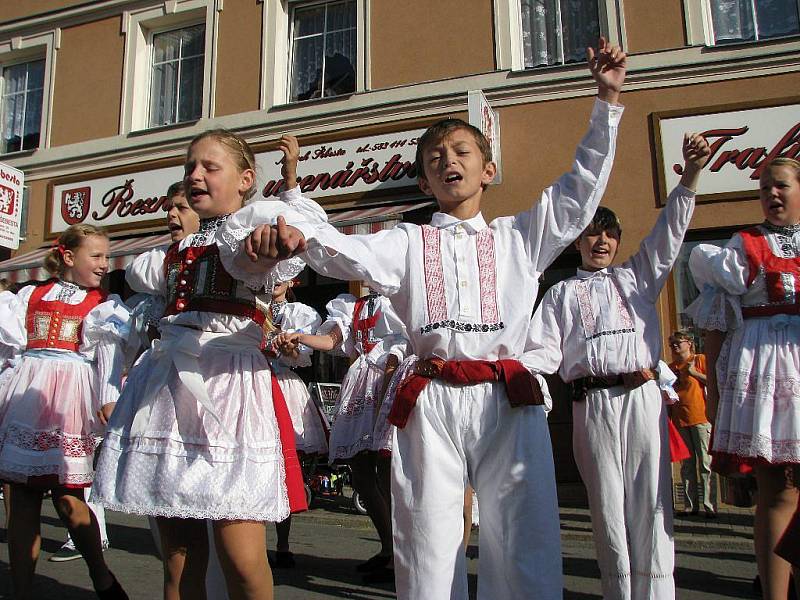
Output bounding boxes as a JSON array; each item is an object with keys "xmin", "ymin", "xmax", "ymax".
[{"xmin": 669, "ymin": 330, "xmax": 717, "ymax": 517}]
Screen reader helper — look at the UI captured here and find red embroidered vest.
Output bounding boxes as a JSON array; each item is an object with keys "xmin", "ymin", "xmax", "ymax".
[
  {"xmin": 740, "ymin": 226, "xmax": 800, "ymax": 318},
  {"xmin": 162, "ymin": 242, "xmax": 266, "ymax": 325},
  {"xmin": 352, "ymin": 294, "xmax": 381, "ymax": 354},
  {"xmin": 25, "ymin": 282, "xmax": 108, "ymax": 352}
]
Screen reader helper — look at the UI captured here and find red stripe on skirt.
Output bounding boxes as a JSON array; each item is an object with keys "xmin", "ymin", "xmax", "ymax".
[{"xmin": 271, "ymin": 373, "xmax": 308, "ymax": 513}]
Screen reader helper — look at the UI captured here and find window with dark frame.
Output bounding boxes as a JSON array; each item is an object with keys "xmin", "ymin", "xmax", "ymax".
[
  {"xmin": 710, "ymin": 0, "xmax": 800, "ymax": 44},
  {"xmin": 1, "ymin": 59, "xmax": 45, "ymax": 154},
  {"xmin": 520, "ymin": 0, "xmax": 600, "ymax": 68},
  {"xmin": 289, "ymin": 0, "xmax": 357, "ymax": 102},
  {"xmin": 148, "ymin": 23, "xmax": 205, "ymax": 128}
]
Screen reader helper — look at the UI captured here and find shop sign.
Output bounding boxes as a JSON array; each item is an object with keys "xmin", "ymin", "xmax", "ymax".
[
  {"xmin": 652, "ymin": 99, "xmax": 800, "ymax": 205},
  {"xmin": 0, "ymin": 162, "xmax": 24, "ymax": 250},
  {"xmin": 48, "ymin": 129, "xmax": 425, "ymax": 235}
]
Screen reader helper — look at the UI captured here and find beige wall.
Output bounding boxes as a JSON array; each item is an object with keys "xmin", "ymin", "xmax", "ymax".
[
  {"xmin": 214, "ymin": 0, "xmax": 262, "ymax": 117},
  {"xmin": 0, "ymin": 0, "xmax": 89, "ymax": 22},
  {"xmin": 483, "ymin": 72, "xmax": 800, "ymax": 262},
  {"xmin": 50, "ymin": 16, "xmax": 124, "ymax": 146},
  {"xmin": 623, "ymin": 0, "xmax": 687, "ymax": 53},
  {"xmin": 370, "ymin": 0, "xmax": 495, "ymax": 89}
]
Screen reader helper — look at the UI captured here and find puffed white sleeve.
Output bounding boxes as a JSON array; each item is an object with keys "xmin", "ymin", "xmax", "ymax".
[
  {"xmin": 297, "ymin": 223, "xmax": 409, "ymax": 298},
  {"xmin": 317, "ymin": 294, "xmax": 357, "ymax": 356},
  {"xmin": 126, "ymin": 246, "xmax": 167, "ymax": 296},
  {"xmin": 367, "ymin": 297, "xmax": 409, "ymax": 367},
  {"xmin": 686, "ymin": 236, "xmax": 747, "ymax": 331},
  {"xmin": 516, "ymin": 99, "xmax": 624, "ymax": 274},
  {"xmin": 0, "ymin": 286, "xmax": 33, "ymax": 351},
  {"xmin": 521, "ymin": 284, "xmax": 565, "ymax": 376},
  {"xmin": 82, "ymin": 295, "xmax": 133, "ymax": 407},
  {"xmin": 277, "ymin": 302, "xmax": 323, "ymax": 368},
  {"xmin": 217, "ymin": 200, "xmax": 321, "ymax": 292}
]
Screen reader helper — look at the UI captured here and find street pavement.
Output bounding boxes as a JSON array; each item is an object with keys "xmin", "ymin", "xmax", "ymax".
[{"xmin": 0, "ymin": 490, "xmax": 757, "ymax": 599}]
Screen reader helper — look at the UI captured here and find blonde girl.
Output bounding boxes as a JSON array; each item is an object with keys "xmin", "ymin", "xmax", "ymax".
[
  {"xmin": 92, "ymin": 131, "xmax": 320, "ymax": 600},
  {"xmin": 689, "ymin": 157, "xmax": 800, "ymax": 600},
  {"xmin": 0, "ymin": 224, "xmax": 131, "ymax": 599}
]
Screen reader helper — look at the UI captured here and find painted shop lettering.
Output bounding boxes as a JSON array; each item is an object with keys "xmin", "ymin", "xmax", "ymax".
[
  {"xmin": 673, "ymin": 122, "xmax": 800, "ymax": 180},
  {"xmin": 261, "ymin": 153, "xmax": 418, "ymax": 198},
  {"xmin": 92, "ymin": 179, "xmax": 168, "ymax": 221}
]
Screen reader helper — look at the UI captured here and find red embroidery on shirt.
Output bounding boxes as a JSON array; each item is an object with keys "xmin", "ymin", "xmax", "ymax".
[
  {"xmin": 476, "ymin": 229, "xmax": 500, "ymax": 324},
  {"xmin": 422, "ymin": 225, "xmax": 448, "ymax": 323}
]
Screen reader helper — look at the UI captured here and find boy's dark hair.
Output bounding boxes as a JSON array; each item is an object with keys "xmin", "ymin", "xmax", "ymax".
[
  {"xmin": 166, "ymin": 181, "xmax": 185, "ymax": 200},
  {"xmin": 582, "ymin": 206, "xmax": 622, "ymax": 240},
  {"xmin": 415, "ymin": 118, "xmax": 492, "ymax": 177}
]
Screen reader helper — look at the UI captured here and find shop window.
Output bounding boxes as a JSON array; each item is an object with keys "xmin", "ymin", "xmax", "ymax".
[
  {"xmin": 0, "ymin": 59, "xmax": 44, "ymax": 153},
  {"xmin": 260, "ymin": 0, "xmax": 367, "ymax": 109},
  {"xmin": 148, "ymin": 24, "xmax": 205, "ymax": 127},
  {"xmin": 709, "ymin": 0, "xmax": 800, "ymax": 44},
  {"xmin": 289, "ymin": 0, "xmax": 357, "ymax": 102},
  {"xmin": 120, "ymin": 1, "xmax": 218, "ymax": 133},
  {"xmin": 520, "ymin": 0, "xmax": 601, "ymax": 67},
  {"xmin": 494, "ymin": 0, "xmax": 623, "ymax": 71},
  {"xmin": 0, "ymin": 31, "xmax": 57, "ymax": 154}
]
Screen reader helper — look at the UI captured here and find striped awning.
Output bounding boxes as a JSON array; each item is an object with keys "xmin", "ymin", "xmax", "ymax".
[{"xmin": 0, "ymin": 200, "xmax": 434, "ymax": 283}]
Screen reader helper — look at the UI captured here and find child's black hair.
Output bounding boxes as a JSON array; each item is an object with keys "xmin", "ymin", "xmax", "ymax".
[
  {"xmin": 414, "ymin": 118, "xmax": 492, "ymax": 177},
  {"xmin": 582, "ymin": 206, "xmax": 622, "ymax": 240}
]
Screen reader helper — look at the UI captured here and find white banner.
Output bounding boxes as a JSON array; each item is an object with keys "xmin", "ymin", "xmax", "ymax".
[
  {"xmin": 49, "ymin": 129, "xmax": 425, "ymax": 234},
  {"xmin": 468, "ymin": 89, "xmax": 502, "ymax": 184},
  {"xmin": 0, "ymin": 162, "xmax": 25, "ymax": 250},
  {"xmin": 655, "ymin": 102, "xmax": 800, "ymax": 203}
]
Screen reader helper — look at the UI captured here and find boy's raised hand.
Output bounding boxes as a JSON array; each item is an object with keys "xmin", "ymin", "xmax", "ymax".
[
  {"xmin": 679, "ymin": 133, "xmax": 711, "ymax": 190},
  {"xmin": 277, "ymin": 134, "xmax": 301, "ymax": 189},
  {"xmin": 245, "ymin": 216, "xmax": 307, "ymax": 262},
  {"xmin": 587, "ymin": 37, "xmax": 626, "ymax": 105}
]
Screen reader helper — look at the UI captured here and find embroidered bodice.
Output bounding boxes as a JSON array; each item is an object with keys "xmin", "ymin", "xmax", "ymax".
[
  {"xmin": 162, "ymin": 242, "xmax": 266, "ymax": 325},
  {"xmin": 26, "ymin": 281, "xmax": 108, "ymax": 352}
]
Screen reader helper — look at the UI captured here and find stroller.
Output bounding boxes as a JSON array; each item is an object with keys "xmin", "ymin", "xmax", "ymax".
[{"xmin": 305, "ymin": 383, "xmax": 368, "ymax": 515}]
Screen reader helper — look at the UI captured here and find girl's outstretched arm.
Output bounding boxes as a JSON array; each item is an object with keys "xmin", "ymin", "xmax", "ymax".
[{"xmin": 277, "ymin": 325, "xmax": 343, "ymax": 354}]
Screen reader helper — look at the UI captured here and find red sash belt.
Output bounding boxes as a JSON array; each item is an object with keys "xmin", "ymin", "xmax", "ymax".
[{"xmin": 388, "ymin": 357, "xmax": 544, "ymax": 428}]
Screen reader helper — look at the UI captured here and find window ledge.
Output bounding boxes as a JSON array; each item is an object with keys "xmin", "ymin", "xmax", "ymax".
[
  {"xmin": 127, "ymin": 119, "xmax": 201, "ymax": 138},
  {"xmin": 271, "ymin": 92, "xmax": 357, "ymax": 112},
  {"xmin": 705, "ymin": 33, "xmax": 800, "ymax": 51},
  {"xmin": 0, "ymin": 148, "xmax": 37, "ymax": 159}
]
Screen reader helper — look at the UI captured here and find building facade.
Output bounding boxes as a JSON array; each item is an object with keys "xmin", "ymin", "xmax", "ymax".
[{"xmin": 0, "ymin": 0, "xmax": 798, "ymax": 481}]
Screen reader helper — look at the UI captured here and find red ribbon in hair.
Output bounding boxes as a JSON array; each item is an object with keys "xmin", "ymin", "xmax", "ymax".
[{"xmin": 51, "ymin": 239, "xmax": 66, "ymax": 256}]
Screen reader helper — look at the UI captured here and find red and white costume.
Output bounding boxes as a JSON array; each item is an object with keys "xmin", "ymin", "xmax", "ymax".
[
  {"xmin": 527, "ymin": 183, "xmax": 697, "ymax": 600},
  {"xmin": 320, "ymin": 292, "xmax": 408, "ymax": 461},
  {"xmin": 0, "ymin": 280, "xmax": 130, "ymax": 487},
  {"xmin": 268, "ymin": 297, "xmax": 328, "ymax": 455},
  {"xmin": 689, "ymin": 222, "xmax": 800, "ymax": 469},
  {"xmin": 276, "ymin": 99, "xmax": 623, "ymax": 600},
  {"xmin": 92, "ymin": 199, "xmax": 316, "ymax": 522}
]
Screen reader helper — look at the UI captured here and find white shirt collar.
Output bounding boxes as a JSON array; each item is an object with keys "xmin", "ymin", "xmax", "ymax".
[
  {"xmin": 429, "ymin": 211, "xmax": 488, "ymax": 233},
  {"xmin": 576, "ymin": 267, "xmax": 611, "ymax": 279}
]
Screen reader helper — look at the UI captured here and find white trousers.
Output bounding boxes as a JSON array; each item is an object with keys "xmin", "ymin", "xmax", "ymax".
[
  {"xmin": 392, "ymin": 379, "xmax": 562, "ymax": 600},
  {"xmin": 573, "ymin": 381, "xmax": 675, "ymax": 600}
]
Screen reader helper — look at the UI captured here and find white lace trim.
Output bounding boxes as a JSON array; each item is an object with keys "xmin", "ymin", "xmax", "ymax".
[{"xmin": 94, "ymin": 499, "xmax": 290, "ymax": 522}]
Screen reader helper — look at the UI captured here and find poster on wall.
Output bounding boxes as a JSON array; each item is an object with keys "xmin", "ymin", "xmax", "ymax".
[
  {"xmin": 48, "ymin": 128, "xmax": 426, "ymax": 236},
  {"xmin": 468, "ymin": 89, "xmax": 502, "ymax": 184},
  {"xmin": 651, "ymin": 98, "xmax": 799, "ymax": 205},
  {"xmin": 0, "ymin": 162, "xmax": 24, "ymax": 250}
]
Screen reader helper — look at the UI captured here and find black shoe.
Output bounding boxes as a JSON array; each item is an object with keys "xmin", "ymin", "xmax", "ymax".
[
  {"xmin": 356, "ymin": 554, "xmax": 391, "ymax": 573},
  {"xmin": 705, "ymin": 509, "xmax": 717, "ymax": 519},
  {"xmin": 272, "ymin": 551, "xmax": 295, "ymax": 569},
  {"xmin": 362, "ymin": 566, "xmax": 395, "ymax": 585},
  {"xmin": 95, "ymin": 573, "xmax": 129, "ymax": 600}
]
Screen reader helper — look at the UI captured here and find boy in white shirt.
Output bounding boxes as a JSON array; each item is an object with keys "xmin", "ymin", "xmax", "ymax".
[
  {"xmin": 248, "ymin": 39, "xmax": 626, "ymax": 600},
  {"xmin": 525, "ymin": 133, "xmax": 710, "ymax": 600}
]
